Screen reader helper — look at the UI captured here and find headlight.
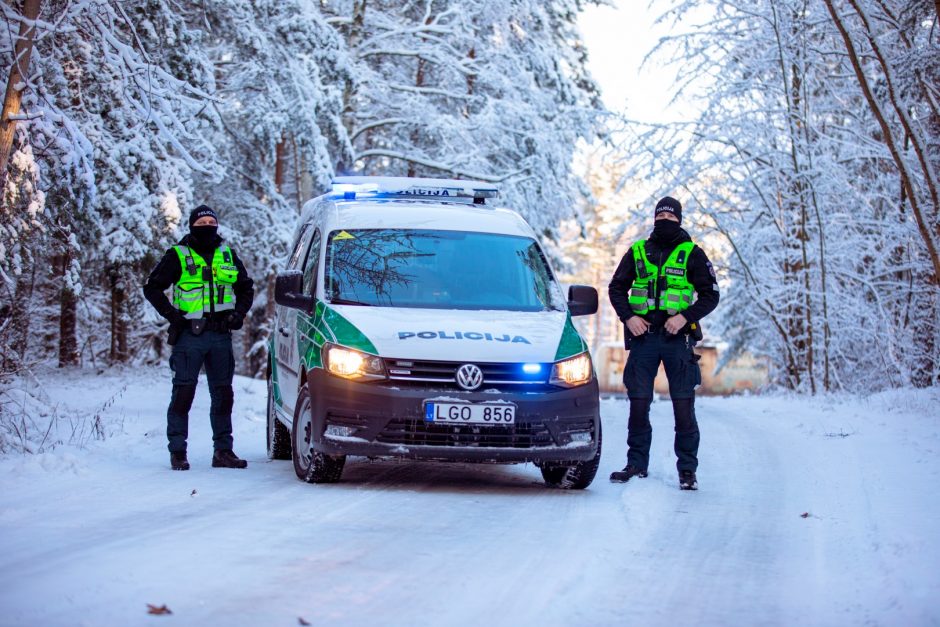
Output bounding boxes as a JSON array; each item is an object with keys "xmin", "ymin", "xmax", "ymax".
[
  {"xmin": 550, "ymin": 352, "xmax": 593, "ymax": 388},
  {"xmin": 323, "ymin": 344, "xmax": 385, "ymax": 380}
]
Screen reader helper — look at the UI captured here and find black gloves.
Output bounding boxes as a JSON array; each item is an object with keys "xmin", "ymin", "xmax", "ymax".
[
  {"xmin": 226, "ymin": 312, "xmax": 245, "ymax": 331},
  {"xmin": 166, "ymin": 310, "xmax": 186, "ymax": 327}
]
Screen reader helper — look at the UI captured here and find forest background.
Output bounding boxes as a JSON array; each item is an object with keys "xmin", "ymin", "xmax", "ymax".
[{"xmin": 1, "ymin": 0, "xmax": 937, "ymax": 396}]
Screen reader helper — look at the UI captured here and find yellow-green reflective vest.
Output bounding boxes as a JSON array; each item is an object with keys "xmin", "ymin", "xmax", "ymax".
[
  {"xmin": 627, "ymin": 240, "xmax": 696, "ymax": 316},
  {"xmin": 172, "ymin": 245, "xmax": 238, "ymax": 319}
]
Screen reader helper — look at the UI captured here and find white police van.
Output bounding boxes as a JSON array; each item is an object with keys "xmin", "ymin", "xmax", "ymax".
[{"xmin": 268, "ymin": 177, "xmax": 601, "ymax": 488}]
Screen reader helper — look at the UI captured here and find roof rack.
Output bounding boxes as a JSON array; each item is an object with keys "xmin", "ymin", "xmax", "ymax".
[{"xmin": 330, "ymin": 176, "xmax": 500, "ymax": 205}]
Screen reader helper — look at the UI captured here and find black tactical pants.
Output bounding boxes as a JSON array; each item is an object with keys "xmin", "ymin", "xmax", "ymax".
[
  {"xmin": 623, "ymin": 328, "xmax": 702, "ymax": 472},
  {"xmin": 166, "ymin": 329, "xmax": 236, "ymax": 453}
]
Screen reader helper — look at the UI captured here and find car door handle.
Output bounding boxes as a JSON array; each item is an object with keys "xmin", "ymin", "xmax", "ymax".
[{"xmin": 278, "ymin": 326, "xmax": 290, "ymax": 337}]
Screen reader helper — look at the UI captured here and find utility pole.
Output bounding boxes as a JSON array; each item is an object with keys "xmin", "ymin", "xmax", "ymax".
[{"xmin": 0, "ymin": 0, "xmax": 42, "ymax": 188}]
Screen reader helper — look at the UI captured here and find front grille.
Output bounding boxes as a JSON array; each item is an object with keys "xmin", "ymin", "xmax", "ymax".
[
  {"xmin": 384, "ymin": 358, "xmax": 549, "ymax": 390},
  {"xmin": 377, "ymin": 419, "xmax": 554, "ymax": 448}
]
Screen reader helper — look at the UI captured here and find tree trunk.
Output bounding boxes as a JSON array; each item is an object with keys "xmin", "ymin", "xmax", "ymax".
[
  {"xmin": 292, "ymin": 136, "xmax": 302, "ymax": 210},
  {"xmin": 0, "ymin": 0, "xmax": 42, "ymax": 189},
  {"xmin": 407, "ymin": 55, "xmax": 427, "ymax": 178},
  {"xmin": 274, "ymin": 136, "xmax": 286, "ymax": 193},
  {"xmin": 109, "ymin": 267, "xmax": 129, "ymax": 363},
  {"xmin": 57, "ymin": 254, "xmax": 78, "ymax": 367},
  {"xmin": 7, "ymin": 267, "xmax": 35, "ymax": 368},
  {"xmin": 466, "ymin": 47, "xmax": 476, "ymax": 96},
  {"xmin": 337, "ymin": 0, "xmax": 367, "ymax": 174}
]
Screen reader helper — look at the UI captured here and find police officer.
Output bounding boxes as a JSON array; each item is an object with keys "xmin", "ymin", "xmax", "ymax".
[
  {"xmin": 144, "ymin": 205, "xmax": 255, "ymax": 471},
  {"xmin": 608, "ymin": 196, "xmax": 719, "ymax": 490}
]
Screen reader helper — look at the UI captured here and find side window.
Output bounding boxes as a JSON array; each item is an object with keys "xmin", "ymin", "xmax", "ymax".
[
  {"xmin": 302, "ymin": 230, "xmax": 321, "ymax": 296},
  {"xmin": 287, "ymin": 224, "xmax": 314, "ymax": 271}
]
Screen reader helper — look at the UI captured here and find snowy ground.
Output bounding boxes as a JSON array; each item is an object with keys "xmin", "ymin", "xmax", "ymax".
[{"xmin": 1, "ymin": 367, "xmax": 938, "ymax": 627}]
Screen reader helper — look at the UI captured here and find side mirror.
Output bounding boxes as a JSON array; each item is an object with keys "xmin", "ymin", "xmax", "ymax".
[
  {"xmin": 274, "ymin": 270, "xmax": 314, "ymax": 313},
  {"xmin": 567, "ymin": 285, "xmax": 598, "ymax": 316}
]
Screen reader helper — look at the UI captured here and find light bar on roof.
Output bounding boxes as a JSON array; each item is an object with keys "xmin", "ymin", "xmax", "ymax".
[{"xmin": 330, "ymin": 176, "xmax": 499, "ymax": 202}]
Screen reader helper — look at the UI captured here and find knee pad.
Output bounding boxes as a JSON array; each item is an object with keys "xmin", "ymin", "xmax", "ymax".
[
  {"xmin": 628, "ymin": 397, "xmax": 653, "ymax": 432},
  {"xmin": 672, "ymin": 398, "xmax": 698, "ymax": 434},
  {"xmin": 170, "ymin": 385, "xmax": 197, "ymax": 415},
  {"xmin": 209, "ymin": 384, "xmax": 234, "ymax": 414}
]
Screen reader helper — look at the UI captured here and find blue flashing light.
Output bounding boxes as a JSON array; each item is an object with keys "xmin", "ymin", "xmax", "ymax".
[
  {"xmin": 329, "ymin": 176, "xmax": 499, "ymax": 203},
  {"xmin": 522, "ymin": 363, "xmax": 542, "ymax": 375},
  {"xmin": 331, "ymin": 182, "xmax": 380, "ymax": 200}
]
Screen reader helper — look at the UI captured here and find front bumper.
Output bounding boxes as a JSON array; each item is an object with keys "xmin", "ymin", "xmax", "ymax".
[{"xmin": 307, "ymin": 368, "xmax": 600, "ymax": 464}]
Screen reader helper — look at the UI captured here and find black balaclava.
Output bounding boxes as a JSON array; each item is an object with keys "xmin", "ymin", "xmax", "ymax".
[
  {"xmin": 651, "ymin": 219, "xmax": 683, "ymax": 243},
  {"xmin": 188, "ymin": 205, "xmax": 219, "ymax": 252}
]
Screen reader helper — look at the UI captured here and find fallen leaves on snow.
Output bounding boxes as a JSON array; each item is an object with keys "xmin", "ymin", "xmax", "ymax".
[{"xmin": 147, "ymin": 604, "xmax": 172, "ymax": 615}]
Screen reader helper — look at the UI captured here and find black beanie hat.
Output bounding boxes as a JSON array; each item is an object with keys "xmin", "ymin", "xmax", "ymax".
[
  {"xmin": 654, "ymin": 196, "xmax": 682, "ymax": 223},
  {"xmin": 189, "ymin": 205, "xmax": 218, "ymax": 228}
]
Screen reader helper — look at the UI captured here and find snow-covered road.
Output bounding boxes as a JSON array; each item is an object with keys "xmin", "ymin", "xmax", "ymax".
[{"xmin": 1, "ymin": 369, "xmax": 938, "ymax": 626}]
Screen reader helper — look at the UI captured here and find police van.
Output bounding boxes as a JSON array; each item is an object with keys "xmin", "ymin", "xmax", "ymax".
[{"xmin": 268, "ymin": 176, "xmax": 601, "ymax": 488}]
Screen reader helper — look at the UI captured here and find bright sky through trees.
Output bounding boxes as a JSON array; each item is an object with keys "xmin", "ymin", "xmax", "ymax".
[{"xmin": 578, "ymin": 1, "xmax": 695, "ymax": 123}]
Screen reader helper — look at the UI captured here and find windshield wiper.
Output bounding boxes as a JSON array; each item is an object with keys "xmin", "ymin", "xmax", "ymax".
[{"xmin": 329, "ymin": 297, "xmax": 373, "ymax": 306}]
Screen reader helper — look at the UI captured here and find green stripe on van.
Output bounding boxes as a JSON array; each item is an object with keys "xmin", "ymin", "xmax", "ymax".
[
  {"xmin": 322, "ymin": 305, "xmax": 379, "ymax": 354},
  {"xmin": 554, "ymin": 313, "xmax": 587, "ymax": 361}
]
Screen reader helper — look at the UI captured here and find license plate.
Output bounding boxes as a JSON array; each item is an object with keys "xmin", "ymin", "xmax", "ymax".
[{"xmin": 424, "ymin": 402, "xmax": 516, "ymax": 425}]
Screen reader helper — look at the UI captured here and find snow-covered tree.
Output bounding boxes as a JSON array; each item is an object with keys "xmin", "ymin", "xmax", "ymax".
[
  {"xmin": 1, "ymin": 0, "xmax": 220, "ymax": 367},
  {"xmin": 618, "ymin": 0, "xmax": 939, "ymax": 391},
  {"xmin": 1, "ymin": 0, "xmax": 605, "ymax": 378},
  {"xmin": 325, "ymin": 0, "xmax": 606, "ymax": 238},
  {"xmin": 190, "ymin": 0, "xmax": 352, "ymax": 374}
]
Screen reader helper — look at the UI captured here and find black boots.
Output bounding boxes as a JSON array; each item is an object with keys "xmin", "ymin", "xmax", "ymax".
[
  {"xmin": 609, "ymin": 465, "xmax": 699, "ymax": 490},
  {"xmin": 212, "ymin": 449, "xmax": 248, "ymax": 469},
  {"xmin": 170, "ymin": 451, "xmax": 190, "ymax": 471},
  {"xmin": 171, "ymin": 449, "xmax": 247, "ymax": 469},
  {"xmin": 609, "ymin": 465, "xmax": 649, "ymax": 483}
]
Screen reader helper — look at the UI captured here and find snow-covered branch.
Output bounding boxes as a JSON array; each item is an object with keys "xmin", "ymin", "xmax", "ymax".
[{"xmin": 356, "ymin": 148, "xmax": 520, "ymax": 182}]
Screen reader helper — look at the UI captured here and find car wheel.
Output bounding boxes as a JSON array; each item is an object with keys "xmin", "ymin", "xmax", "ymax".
[
  {"xmin": 539, "ymin": 421, "xmax": 602, "ymax": 490},
  {"xmin": 267, "ymin": 376, "xmax": 291, "ymax": 460},
  {"xmin": 292, "ymin": 384, "xmax": 345, "ymax": 483}
]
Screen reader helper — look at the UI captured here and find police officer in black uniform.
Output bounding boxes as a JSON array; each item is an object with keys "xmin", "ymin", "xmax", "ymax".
[
  {"xmin": 608, "ymin": 197, "xmax": 719, "ymax": 490},
  {"xmin": 144, "ymin": 205, "xmax": 255, "ymax": 471}
]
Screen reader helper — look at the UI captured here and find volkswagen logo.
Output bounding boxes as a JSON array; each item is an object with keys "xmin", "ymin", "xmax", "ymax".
[{"xmin": 455, "ymin": 363, "xmax": 484, "ymax": 391}]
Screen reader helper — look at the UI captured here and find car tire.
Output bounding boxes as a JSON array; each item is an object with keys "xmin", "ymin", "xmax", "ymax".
[
  {"xmin": 539, "ymin": 421, "xmax": 602, "ymax": 490},
  {"xmin": 267, "ymin": 376, "xmax": 291, "ymax": 460},
  {"xmin": 292, "ymin": 384, "xmax": 345, "ymax": 483}
]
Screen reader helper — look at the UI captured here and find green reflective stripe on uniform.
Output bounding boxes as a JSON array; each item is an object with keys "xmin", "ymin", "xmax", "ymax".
[
  {"xmin": 628, "ymin": 241, "xmax": 655, "ymax": 314},
  {"xmin": 171, "ymin": 245, "xmax": 238, "ymax": 318},
  {"xmin": 628, "ymin": 240, "xmax": 695, "ymax": 316},
  {"xmin": 555, "ymin": 313, "xmax": 588, "ymax": 361},
  {"xmin": 659, "ymin": 241, "xmax": 695, "ymax": 314}
]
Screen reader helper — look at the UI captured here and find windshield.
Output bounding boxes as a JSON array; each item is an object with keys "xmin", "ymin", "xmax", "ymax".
[{"xmin": 325, "ymin": 229, "xmax": 563, "ymax": 311}]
